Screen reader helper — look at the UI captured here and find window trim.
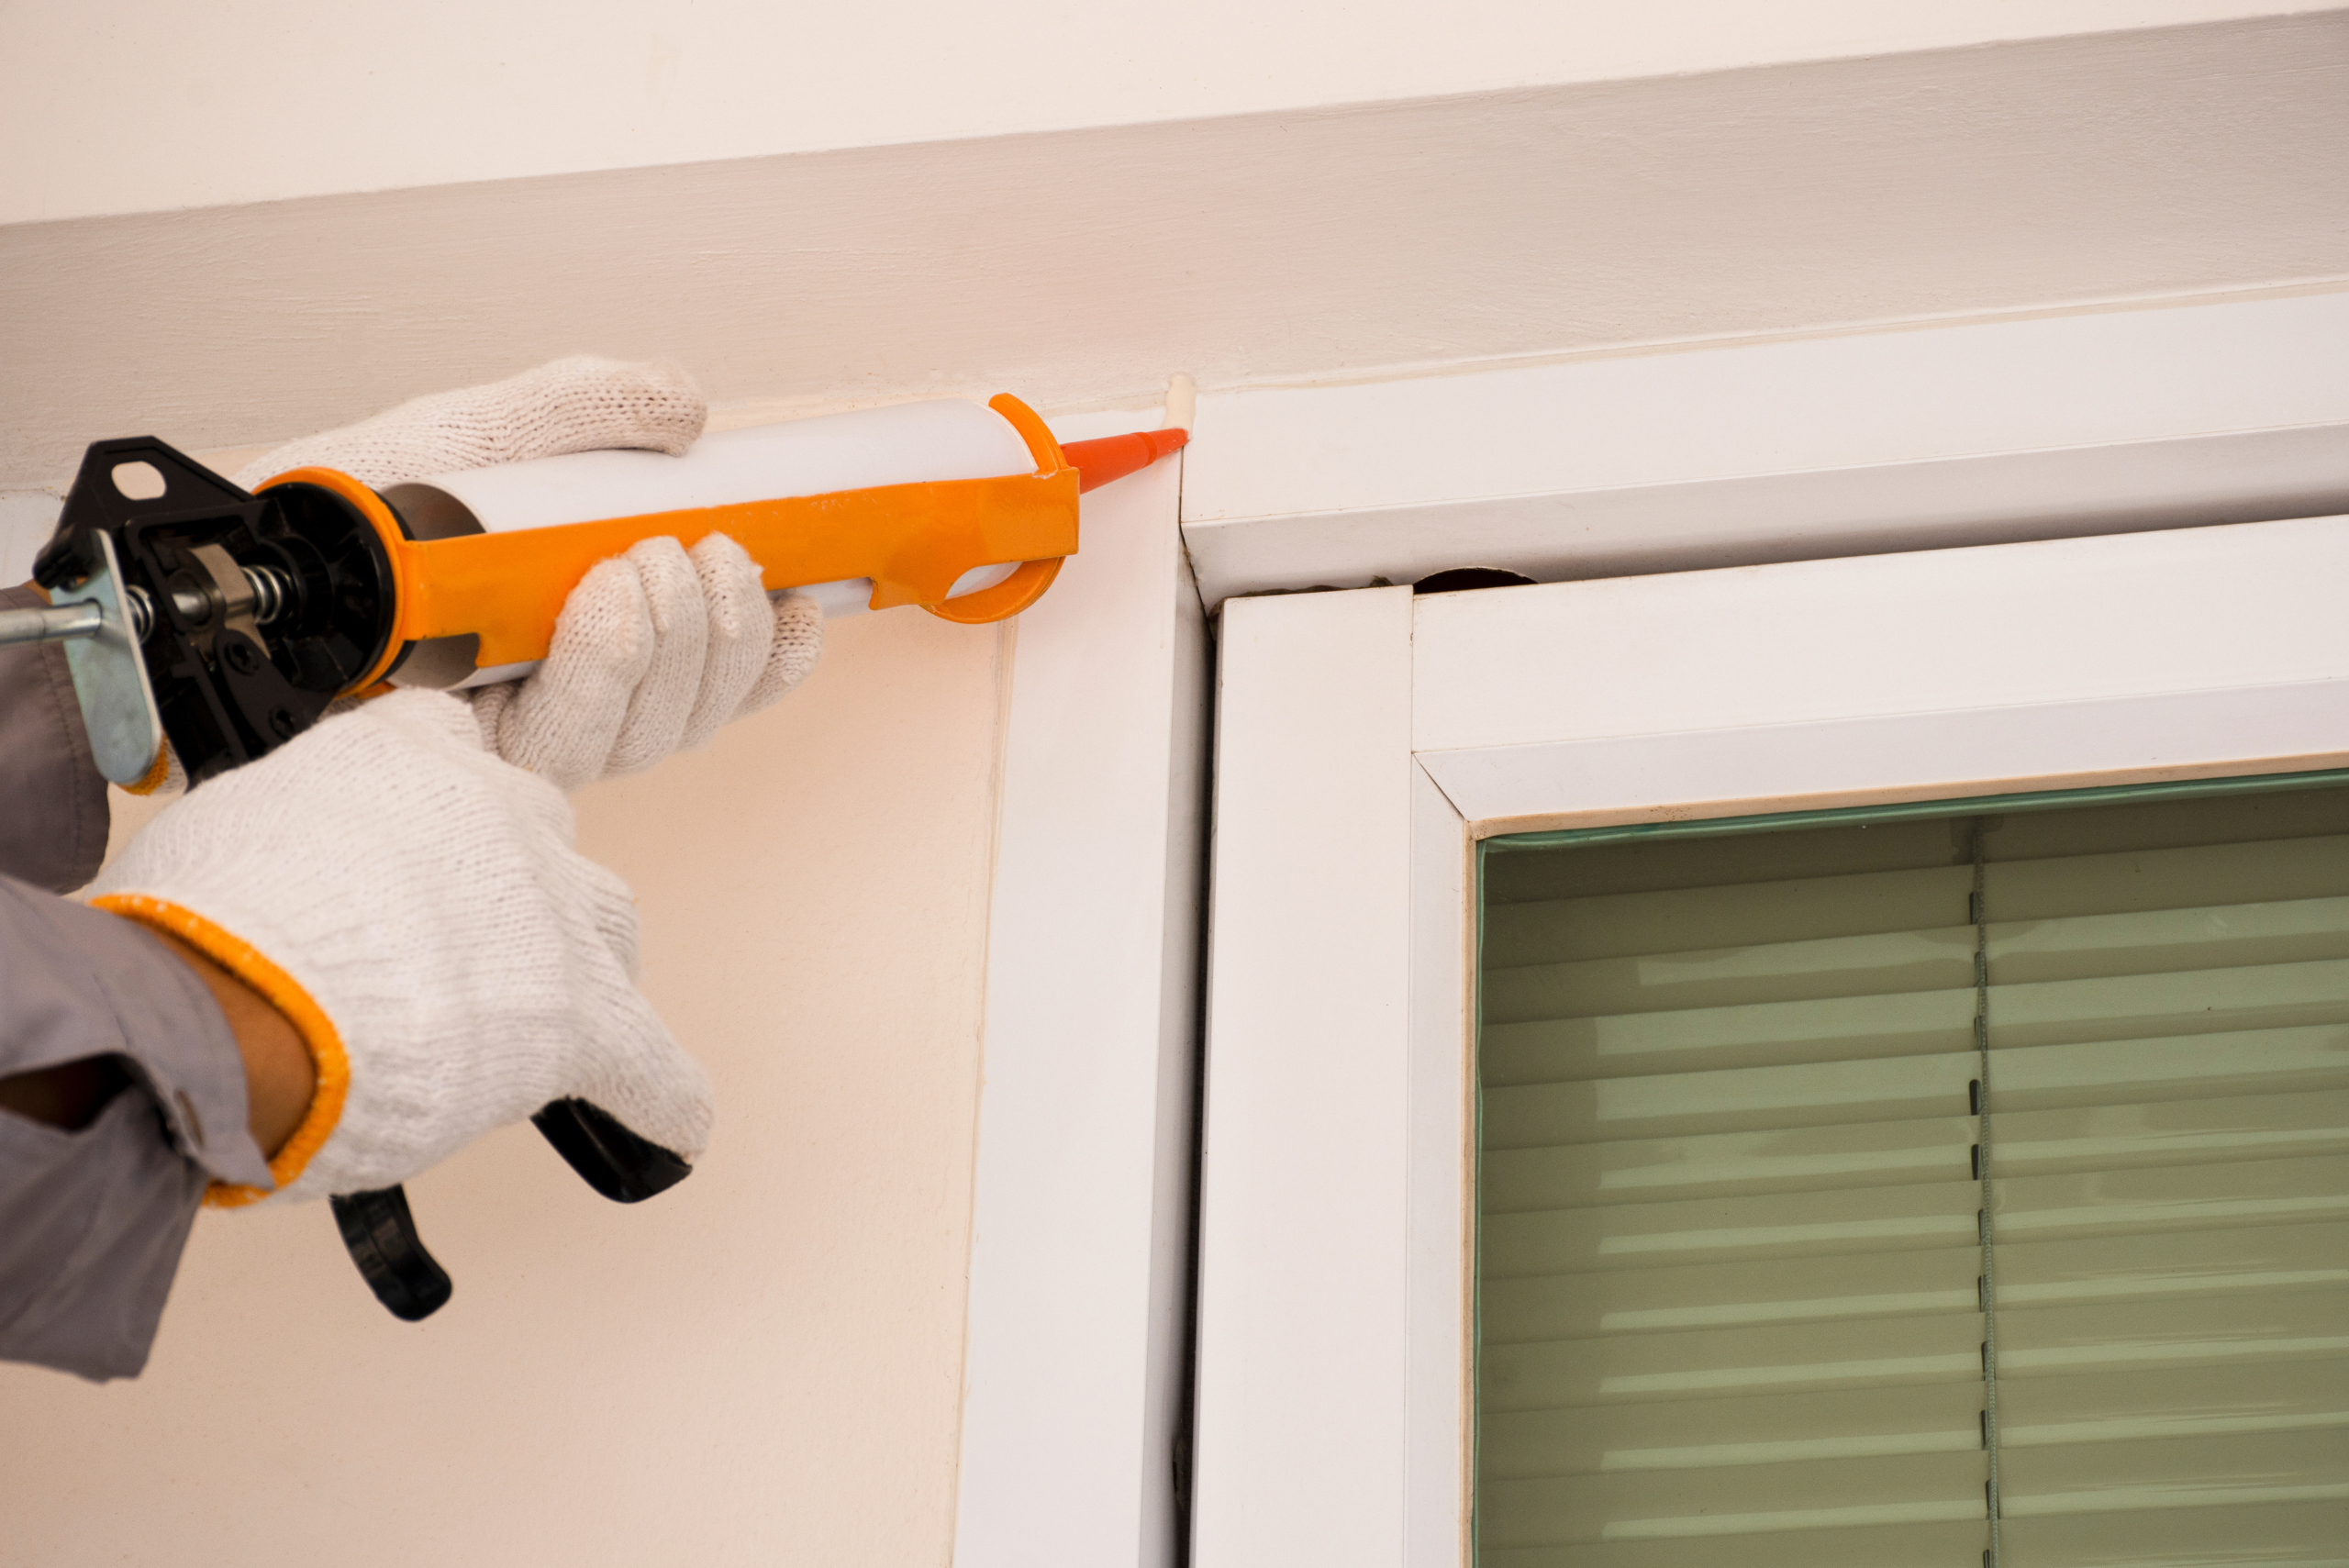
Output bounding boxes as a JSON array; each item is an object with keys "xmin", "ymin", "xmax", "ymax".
[
  {"xmin": 969, "ymin": 289, "xmax": 2349, "ymax": 1567},
  {"xmin": 1182, "ymin": 290, "xmax": 2349, "ymax": 610},
  {"xmin": 955, "ymin": 417, "xmax": 1207, "ymax": 1568}
]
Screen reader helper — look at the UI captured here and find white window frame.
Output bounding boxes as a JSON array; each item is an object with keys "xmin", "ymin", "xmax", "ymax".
[
  {"xmin": 956, "ymin": 288, "xmax": 2349, "ymax": 1567},
  {"xmin": 1190, "ymin": 516, "xmax": 2349, "ymax": 1564}
]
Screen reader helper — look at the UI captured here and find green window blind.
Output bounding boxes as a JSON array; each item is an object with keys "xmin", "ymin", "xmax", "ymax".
[{"xmin": 1475, "ymin": 779, "xmax": 2349, "ymax": 1566}]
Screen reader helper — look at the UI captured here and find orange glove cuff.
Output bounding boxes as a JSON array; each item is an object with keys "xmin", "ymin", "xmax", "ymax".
[
  {"xmin": 92, "ymin": 895, "xmax": 350, "ymax": 1207},
  {"xmin": 119, "ymin": 746, "xmax": 174, "ymax": 796}
]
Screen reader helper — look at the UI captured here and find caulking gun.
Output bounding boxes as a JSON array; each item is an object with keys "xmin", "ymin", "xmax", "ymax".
[{"xmin": 0, "ymin": 391, "xmax": 1186, "ymax": 1321}]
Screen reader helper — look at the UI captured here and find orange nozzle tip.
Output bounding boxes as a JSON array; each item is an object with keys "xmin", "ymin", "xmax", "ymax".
[{"xmin": 1061, "ymin": 427, "xmax": 1190, "ymax": 494}]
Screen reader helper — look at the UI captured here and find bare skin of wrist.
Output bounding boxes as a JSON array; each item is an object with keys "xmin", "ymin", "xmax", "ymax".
[
  {"xmin": 145, "ymin": 929, "xmax": 317, "ymax": 1159},
  {"xmin": 0, "ymin": 935, "xmax": 317, "ymax": 1158}
]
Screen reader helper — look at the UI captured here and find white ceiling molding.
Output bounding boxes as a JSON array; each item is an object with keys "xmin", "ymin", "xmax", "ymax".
[
  {"xmin": 6, "ymin": 14, "xmax": 2345, "ymax": 487},
  {"xmin": 1180, "ymin": 291, "xmax": 2349, "ymax": 606}
]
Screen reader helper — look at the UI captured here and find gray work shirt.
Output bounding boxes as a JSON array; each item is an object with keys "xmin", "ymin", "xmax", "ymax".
[{"xmin": 0, "ymin": 583, "xmax": 271, "ymax": 1380}]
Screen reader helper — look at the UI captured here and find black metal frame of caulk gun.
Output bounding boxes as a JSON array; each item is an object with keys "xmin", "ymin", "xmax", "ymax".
[{"xmin": 24, "ymin": 437, "xmax": 692, "ymax": 1322}]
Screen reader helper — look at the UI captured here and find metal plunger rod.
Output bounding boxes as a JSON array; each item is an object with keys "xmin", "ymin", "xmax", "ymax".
[
  {"xmin": 0, "ymin": 565, "xmax": 295, "ymax": 650},
  {"xmin": 0, "ymin": 599, "xmax": 102, "ymax": 648}
]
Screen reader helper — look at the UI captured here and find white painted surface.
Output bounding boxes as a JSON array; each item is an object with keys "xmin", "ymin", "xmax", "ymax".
[
  {"xmin": 1409, "ymin": 514, "xmax": 2349, "ymax": 755},
  {"xmin": 1195, "ymin": 585, "xmax": 1416, "ymax": 1564},
  {"xmin": 11, "ymin": 17, "xmax": 2348, "ymax": 486},
  {"xmin": 0, "ymin": 608, "xmax": 1012, "ymax": 1567},
  {"xmin": 1, "ymin": 3, "xmax": 2323, "ymax": 224},
  {"xmin": 1421, "ymin": 680, "xmax": 2349, "ymax": 833},
  {"xmin": 1405, "ymin": 764, "xmax": 1472, "ymax": 1566},
  {"xmin": 1188, "ymin": 295, "xmax": 2349, "ymax": 528},
  {"xmin": 1182, "ymin": 291, "xmax": 2349, "ymax": 603},
  {"xmin": 0, "ymin": 492, "xmax": 61, "ymax": 584},
  {"xmin": 954, "ymin": 412, "xmax": 1207, "ymax": 1565}
]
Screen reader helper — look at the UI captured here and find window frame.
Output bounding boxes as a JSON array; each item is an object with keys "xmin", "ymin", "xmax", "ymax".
[
  {"xmin": 963, "ymin": 289, "xmax": 2349, "ymax": 1566},
  {"xmin": 1191, "ymin": 511, "xmax": 2349, "ymax": 1565}
]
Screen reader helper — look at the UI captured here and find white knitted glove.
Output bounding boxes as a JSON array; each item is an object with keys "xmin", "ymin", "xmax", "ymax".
[
  {"xmin": 228, "ymin": 356, "xmax": 707, "ymax": 491},
  {"xmin": 87, "ymin": 688, "xmax": 713, "ymax": 1203},
  {"xmin": 233, "ymin": 356, "xmax": 823, "ymax": 791},
  {"xmin": 468, "ymin": 533, "xmax": 823, "ymax": 791}
]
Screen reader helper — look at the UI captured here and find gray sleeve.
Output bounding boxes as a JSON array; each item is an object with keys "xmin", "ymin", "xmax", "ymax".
[
  {"xmin": 0, "ymin": 583, "xmax": 111, "ymax": 895},
  {"xmin": 1, "ymin": 581, "xmax": 271, "ymax": 1379},
  {"xmin": 0, "ymin": 619, "xmax": 278, "ymax": 1374},
  {"xmin": 0, "ymin": 880, "xmax": 273, "ymax": 1380}
]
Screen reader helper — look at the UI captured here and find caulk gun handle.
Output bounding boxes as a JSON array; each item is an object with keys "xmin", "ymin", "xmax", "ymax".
[
  {"xmin": 328, "ymin": 1100, "xmax": 694, "ymax": 1322},
  {"xmin": 529, "ymin": 1097, "xmax": 695, "ymax": 1203},
  {"xmin": 329, "ymin": 1186, "xmax": 450, "ymax": 1321}
]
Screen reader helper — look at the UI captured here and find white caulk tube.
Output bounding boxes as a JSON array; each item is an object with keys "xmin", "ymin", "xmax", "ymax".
[{"xmin": 384, "ymin": 398, "xmax": 1038, "ymax": 687}]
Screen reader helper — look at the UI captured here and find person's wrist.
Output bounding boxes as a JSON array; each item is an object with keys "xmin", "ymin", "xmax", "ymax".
[
  {"xmin": 0, "ymin": 1056, "xmax": 128, "ymax": 1130},
  {"xmin": 145, "ymin": 928, "xmax": 317, "ymax": 1159}
]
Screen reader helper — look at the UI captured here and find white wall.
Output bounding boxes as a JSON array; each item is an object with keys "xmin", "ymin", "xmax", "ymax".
[
  {"xmin": 0, "ymin": 607, "xmax": 1010, "ymax": 1567},
  {"xmin": 1, "ymin": 1, "xmax": 2321, "ymax": 224}
]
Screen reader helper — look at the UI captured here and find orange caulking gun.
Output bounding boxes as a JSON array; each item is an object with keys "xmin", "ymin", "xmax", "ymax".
[{"xmin": 2, "ymin": 388, "xmax": 1188, "ymax": 1321}]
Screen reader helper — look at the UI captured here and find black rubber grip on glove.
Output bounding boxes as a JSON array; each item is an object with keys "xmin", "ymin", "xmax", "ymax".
[{"xmin": 334, "ymin": 1101, "xmax": 691, "ymax": 1321}]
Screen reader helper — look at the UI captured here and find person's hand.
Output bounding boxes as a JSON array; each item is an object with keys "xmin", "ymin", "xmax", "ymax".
[
  {"xmin": 468, "ymin": 531, "xmax": 821, "ymax": 791},
  {"xmin": 86, "ymin": 688, "xmax": 711, "ymax": 1203},
  {"xmin": 232, "ymin": 356, "xmax": 822, "ymax": 792}
]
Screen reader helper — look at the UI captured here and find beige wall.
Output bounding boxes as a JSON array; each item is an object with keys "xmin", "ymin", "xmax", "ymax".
[
  {"xmin": 12, "ymin": 16, "xmax": 2348, "ymax": 486},
  {"xmin": 1, "ymin": 0, "xmax": 2315, "ymax": 224},
  {"xmin": 0, "ymin": 607, "xmax": 1009, "ymax": 1567}
]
